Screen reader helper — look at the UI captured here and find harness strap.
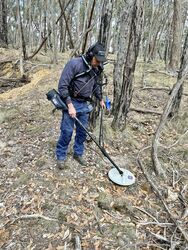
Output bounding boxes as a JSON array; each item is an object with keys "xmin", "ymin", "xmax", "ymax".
[
  {"xmin": 70, "ymin": 92, "xmax": 93, "ymax": 102},
  {"xmin": 69, "ymin": 55, "xmax": 103, "ymax": 102}
]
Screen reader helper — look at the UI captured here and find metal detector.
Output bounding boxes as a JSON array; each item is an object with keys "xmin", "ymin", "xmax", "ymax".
[{"xmin": 46, "ymin": 89, "xmax": 135, "ymax": 186}]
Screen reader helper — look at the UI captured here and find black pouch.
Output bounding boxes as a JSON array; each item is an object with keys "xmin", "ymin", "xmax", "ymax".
[{"xmin": 46, "ymin": 89, "xmax": 68, "ymax": 111}]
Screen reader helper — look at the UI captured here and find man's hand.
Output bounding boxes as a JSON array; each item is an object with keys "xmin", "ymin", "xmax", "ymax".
[
  {"xmin": 68, "ymin": 103, "xmax": 76, "ymax": 118},
  {"xmin": 100, "ymin": 99, "xmax": 105, "ymax": 109}
]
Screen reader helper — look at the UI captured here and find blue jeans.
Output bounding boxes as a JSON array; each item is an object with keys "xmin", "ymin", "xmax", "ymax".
[{"xmin": 56, "ymin": 100, "xmax": 91, "ymax": 160}]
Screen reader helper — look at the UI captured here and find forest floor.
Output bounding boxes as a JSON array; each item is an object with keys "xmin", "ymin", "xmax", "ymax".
[{"xmin": 0, "ymin": 48, "xmax": 188, "ymax": 250}]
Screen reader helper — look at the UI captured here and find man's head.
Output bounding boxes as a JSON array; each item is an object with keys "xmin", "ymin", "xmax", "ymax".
[{"xmin": 86, "ymin": 42, "xmax": 106, "ymax": 67}]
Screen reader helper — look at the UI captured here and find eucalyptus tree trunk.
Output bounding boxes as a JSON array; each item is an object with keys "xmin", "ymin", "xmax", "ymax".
[
  {"xmin": 112, "ymin": 1, "xmax": 122, "ymax": 54},
  {"xmin": 168, "ymin": 0, "xmax": 182, "ymax": 72},
  {"xmin": 112, "ymin": 3, "xmax": 130, "ymax": 115},
  {"xmin": 144, "ymin": 0, "xmax": 154, "ymax": 62},
  {"xmin": 152, "ymin": 32, "xmax": 188, "ymax": 176},
  {"xmin": 27, "ymin": 0, "xmax": 32, "ymax": 53},
  {"xmin": 98, "ymin": 0, "xmax": 114, "ymax": 52},
  {"xmin": 59, "ymin": 15, "xmax": 64, "ymax": 52},
  {"xmin": 17, "ymin": 0, "xmax": 27, "ymax": 60},
  {"xmin": 59, "ymin": 0, "xmax": 65, "ymax": 52},
  {"xmin": 0, "ymin": 0, "xmax": 8, "ymax": 47},
  {"xmin": 112, "ymin": 0, "xmax": 144, "ymax": 130},
  {"xmin": 38, "ymin": 4, "xmax": 43, "ymax": 50},
  {"xmin": 76, "ymin": 0, "xmax": 81, "ymax": 39},
  {"xmin": 43, "ymin": 0, "xmax": 47, "ymax": 52},
  {"xmin": 52, "ymin": 0, "xmax": 58, "ymax": 64}
]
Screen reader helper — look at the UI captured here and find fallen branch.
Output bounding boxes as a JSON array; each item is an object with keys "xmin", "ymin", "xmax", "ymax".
[
  {"xmin": 142, "ymin": 86, "xmax": 171, "ymax": 92},
  {"xmin": 124, "ymin": 242, "xmax": 169, "ymax": 249},
  {"xmin": 2, "ymin": 213, "xmax": 58, "ymax": 228},
  {"xmin": 134, "ymin": 206, "xmax": 159, "ymax": 222},
  {"xmin": 139, "ymin": 221, "xmax": 174, "ymax": 227},
  {"xmin": 149, "ymin": 231, "xmax": 170, "ymax": 243},
  {"xmin": 136, "ymin": 86, "xmax": 188, "ymax": 96},
  {"xmin": 137, "ymin": 147, "xmax": 188, "ymax": 242},
  {"xmin": 75, "ymin": 235, "xmax": 82, "ymax": 250},
  {"xmin": 130, "ymin": 107, "xmax": 162, "ymax": 115},
  {"xmin": 146, "ymin": 69, "xmax": 177, "ymax": 77}
]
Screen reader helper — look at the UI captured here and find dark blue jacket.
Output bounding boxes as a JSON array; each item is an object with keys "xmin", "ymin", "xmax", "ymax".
[{"xmin": 58, "ymin": 56, "xmax": 102, "ymax": 104}]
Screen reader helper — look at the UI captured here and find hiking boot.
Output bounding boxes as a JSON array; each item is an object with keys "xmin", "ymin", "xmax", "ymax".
[
  {"xmin": 57, "ymin": 160, "xmax": 68, "ymax": 170},
  {"xmin": 73, "ymin": 155, "xmax": 87, "ymax": 166}
]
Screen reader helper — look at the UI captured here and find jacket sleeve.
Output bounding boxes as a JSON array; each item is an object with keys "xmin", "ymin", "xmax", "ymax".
[{"xmin": 58, "ymin": 60, "xmax": 77, "ymax": 105}]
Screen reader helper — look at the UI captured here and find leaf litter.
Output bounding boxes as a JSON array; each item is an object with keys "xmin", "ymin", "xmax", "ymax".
[{"xmin": 0, "ymin": 52, "xmax": 187, "ymax": 249}]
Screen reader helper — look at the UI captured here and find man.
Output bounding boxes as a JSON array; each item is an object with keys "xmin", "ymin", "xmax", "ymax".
[{"xmin": 56, "ymin": 42, "xmax": 106, "ymax": 169}]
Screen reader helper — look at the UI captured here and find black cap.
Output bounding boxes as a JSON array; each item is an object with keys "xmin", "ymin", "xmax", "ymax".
[{"xmin": 91, "ymin": 43, "xmax": 106, "ymax": 62}]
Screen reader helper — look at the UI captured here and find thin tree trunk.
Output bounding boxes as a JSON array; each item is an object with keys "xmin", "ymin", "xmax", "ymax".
[
  {"xmin": 81, "ymin": 0, "xmax": 96, "ymax": 53},
  {"xmin": 76, "ymin": 0, "xmax": 81, "ymax": 38},
  {"xmin": 26, "ymin": 0, "xmax": 72, "ymax": 60},
  {"xmin": 27, "ymin": 0, "xmax": 32, "ymax": 53},
  {"xmin": 17, "ymin": 0, "xmax": 27, "ymax": 60},
  {"xmin": 43, "ymin": 0, "xmax": 47, "ymax": 52},
  {"xmin": 144, "ymin": 0, "xmax": 154, "ymax": 62},
  {"xmin": 52, "ymin": 0, "xmax": 58, "ymax": 64},
  {"xmin": 58, "ymin": 0, "xmax": 74, "ymax": 49},
  {"xmin": 151, "ymin": 32, "xmax": 188, "ymax": 176},
  {"xmin": 168, "ymin": 0, "xmax": 182, "ymax": 72},
  {"xmin": 0, "ymin": 0, "xmax": 8, "ymax": 47},
  {"xmin": 80, "ymin": 1, "xmax": 90, "ymax": 53},
  {"xmin": 59, "ymin": 1, "xmax": 64, "ymax": 52}
]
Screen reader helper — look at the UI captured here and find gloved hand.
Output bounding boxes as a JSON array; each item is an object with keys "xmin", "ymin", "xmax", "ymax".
[{"xmin": 68, "ymin": 103, "xmax": 76, "ymax": 118}]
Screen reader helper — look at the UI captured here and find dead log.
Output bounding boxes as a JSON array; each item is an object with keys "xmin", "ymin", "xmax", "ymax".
[
  {"xmin": 0, "ymin": 59, "xmax": 13, "ymax": 64},
  {"xmin": 130, "ymin": 107, "xmax": 162, "ymax": 115},
  {"xmin": 137, "ymin": 86, "xmax": 188, "ymax": 96},
  {"xmin": 142, "ymin": 86, "xmax": 171, "ymax": 92},
  {"xmin": 0, "ymin": 76, "xmax": 30, "ymax": 83},
  {"xmin": 146, "ymin": 69, "xmax": 178, "ymax": 77}
]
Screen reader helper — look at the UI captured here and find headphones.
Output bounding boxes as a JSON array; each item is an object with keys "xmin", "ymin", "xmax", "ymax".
[{"xmin": 85, "ymin": 42, "xmax": 98, "ymax": 62}]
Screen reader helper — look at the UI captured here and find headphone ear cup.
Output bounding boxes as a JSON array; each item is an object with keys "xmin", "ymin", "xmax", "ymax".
[
  {"xmin": 89, "ymin": 51, "xmax": 93, "ymax": 58},
  {"xmin": 86, "ymin": 50, "xmax": 93, "ymax": 61}
]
